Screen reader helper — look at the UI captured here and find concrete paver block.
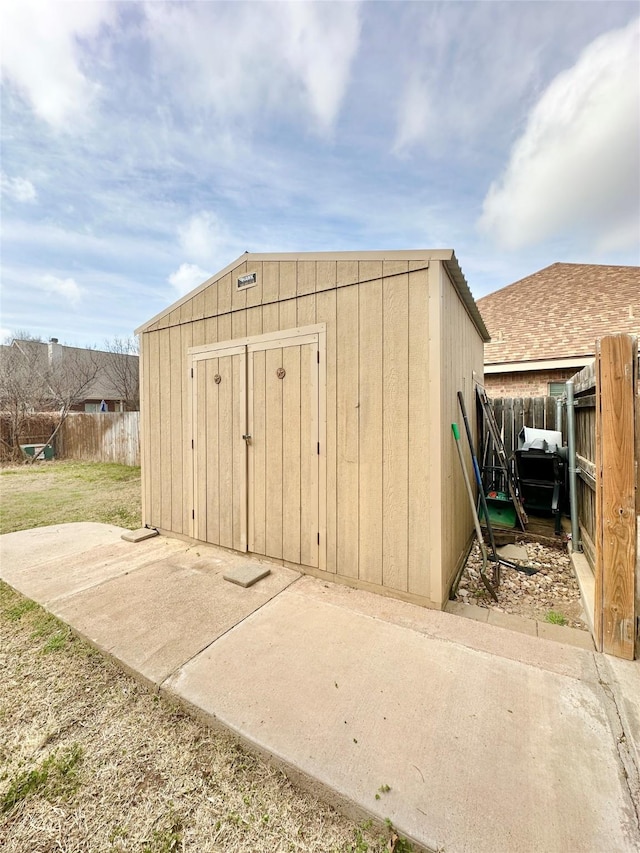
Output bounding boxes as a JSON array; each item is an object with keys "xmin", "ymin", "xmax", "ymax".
[
  {"xmin": 496, "ymin": 543, "xmax": 529, "ymax": 561},
  {"xmin": 121, "ymin": 528, "xmax": 159, "ymax": 543},
  {"xmin": 224, "ymin": 565, "xmax": 271, "ymax": 587}
]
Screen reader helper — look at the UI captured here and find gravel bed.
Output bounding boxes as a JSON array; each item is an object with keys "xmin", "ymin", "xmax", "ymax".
[{"xmin": 455, "ymin": 539, "xmax": 589, "ymax": 631}]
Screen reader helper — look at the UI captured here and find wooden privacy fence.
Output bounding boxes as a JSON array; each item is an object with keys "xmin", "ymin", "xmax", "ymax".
[
  {"xmin": 570, "ymin": 334, "xmax": 638, "ymax": 659},
  {"xmin": 485, "ymin": 395, "xmax": 563, "ymax": 477},
  {"xmin": 55, "ymin": 412, "xmax": 140, "ymax": 467}
]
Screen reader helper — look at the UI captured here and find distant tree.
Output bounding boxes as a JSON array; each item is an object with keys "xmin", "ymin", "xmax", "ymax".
[
  {"xmin": 0, "ymin": 334, "xmax": 102, "ymax": 461},
  {"xmin": 0, "ymin": 333, "xmax": 47, "ymax": 460},
  {"xmin": 102, "ymin": 336, "xmax": 140, "ymax": 410}
]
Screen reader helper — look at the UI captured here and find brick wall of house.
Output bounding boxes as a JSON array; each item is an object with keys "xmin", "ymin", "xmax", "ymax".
[{"xmin": 484, "ymin": 367, "xmax": 580, "ymax": 397}]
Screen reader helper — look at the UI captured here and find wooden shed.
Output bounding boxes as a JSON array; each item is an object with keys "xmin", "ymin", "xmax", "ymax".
[{"xmin": 136, "ymin": 251, "xmax": 490, "ymax": 609}]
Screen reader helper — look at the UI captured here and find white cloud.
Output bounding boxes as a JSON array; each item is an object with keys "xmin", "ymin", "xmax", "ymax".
[
  {"xmin": 393, "ymin": 74, "xmax": 434, "ymax": 155},
  {"xmin": 391, "ymin": 3, "xmax": 546, "ymax": 155},
  {"xmin": 479, "ymin": 17, "xmax": 640, "ymax": 251},
  {"xmin": 178, "ymin": 212, "xmax": 230, "ymax": 268},
  {"xmin": 39, "ymin": 274, "xmax": 83, "ymax": 306},
  {"xmin": 0, "ymin": 0, "xmax": 114, "ymax": 128},
  {"xmin": 168, "ymin": 263, "xmax": 209, "ymax": 296},
  {"xmin": 142, "ymin": 1, "xmax": 361, "ymax": 134},
  {"xmin": 283, "ymin": 2, "xmax": 362, "ymax": 132},
  {"xmin": 1, "ymin": 173, "xmax": 37, "ymax": 202}
]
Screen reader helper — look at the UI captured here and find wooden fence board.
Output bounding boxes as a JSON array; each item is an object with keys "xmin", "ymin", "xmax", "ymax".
[
  {"xmin": 594, "ymin": 343, "xmax": 604, "ymax": 649},
  {"xmin": 599, "ymin": 335, "xmax": 636, "ymax": 659},
  {"xmin": 573, "ymin": 362, "xmax": 597, "ymax": 395},
  {"xmin": 485, "ymin": 395, "xmax": 562, "ymax": 475},
  {"xmin": 533, "ymin": 397, "xmax": 545, "ymax": 429},
  {"xmin": 55, "ymin": 412, "xmax": 140, "ymax": 466}
]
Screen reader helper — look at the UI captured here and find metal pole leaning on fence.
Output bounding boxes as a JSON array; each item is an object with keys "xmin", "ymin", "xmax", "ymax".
[{"xmin": 566, "ymin": 380, "xmax": 581, "ymax": 552}]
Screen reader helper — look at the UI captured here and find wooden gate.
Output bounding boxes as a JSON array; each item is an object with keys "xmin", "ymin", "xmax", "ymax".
[
  {"xmin": 189, "ymin": 327, "xmax": 325, "ymax": 569},
  {"xmin": 571, "ymin": 334, "xmax": 638, "ymax": 659}
]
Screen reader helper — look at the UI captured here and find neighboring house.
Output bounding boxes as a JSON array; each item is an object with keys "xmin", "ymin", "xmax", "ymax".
[
  {"xmin": 1, "ymin": 338, "xmax": 139, "ymax": 412},
  {"xmin": 477, "ymin": 263, "xmax": 640, "ymax": 397}
]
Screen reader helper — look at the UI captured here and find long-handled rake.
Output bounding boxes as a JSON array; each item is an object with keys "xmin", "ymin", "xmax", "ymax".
[{"xmin": 451, "ymin": 423, "xmax": 497, "ymax": 601}]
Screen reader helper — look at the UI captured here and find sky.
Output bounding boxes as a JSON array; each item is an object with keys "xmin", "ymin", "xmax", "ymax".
[{"xmin": 1, "ymin": 0, "xmax": 639, "ymax": 348}]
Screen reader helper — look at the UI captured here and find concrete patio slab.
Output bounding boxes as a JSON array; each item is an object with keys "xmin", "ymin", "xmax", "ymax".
[
  {"xmin": 49, "ymin": 548, "xmax": 299, "ymax": 686},
  {"xmin": 164, "ymin": 579, "xmax": 639, "ymax": 853},
  {"xmin": 0, "ymin": 522, "xmax": 127, "ymax": 573},
  {"xmin": 1, "ymin": 535, "xmax": 185, "ymax": 604},
  {"xmin": 601, "ymin": 654, "xmax": 640, "ymax": 773},
  {"xmin": 1, "ymin": 524, "xmax": 638, "ymax": 853}
]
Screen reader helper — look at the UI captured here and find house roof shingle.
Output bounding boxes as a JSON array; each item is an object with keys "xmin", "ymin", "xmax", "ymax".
[
  {"xmin": 9, "ymin": 340, "xmax": 138, "ymax": 401},
  {"xmin": 477, "ymin": 263, "xmax": 640, "ymax": 366}
]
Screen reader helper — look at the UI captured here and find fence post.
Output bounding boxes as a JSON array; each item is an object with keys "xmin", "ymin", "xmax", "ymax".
[
  {"xmin": 566, "ymin": 380, "xmax": 581, "ymax": 552},
  {"xmin": 596, "ymin": 334, "xmax": 637, "ymax": 659}
]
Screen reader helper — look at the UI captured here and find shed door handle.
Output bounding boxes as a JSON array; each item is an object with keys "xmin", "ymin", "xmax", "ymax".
[{"xmin": 242, "ymin": 434, "xmax": 252, "ymax": 442}]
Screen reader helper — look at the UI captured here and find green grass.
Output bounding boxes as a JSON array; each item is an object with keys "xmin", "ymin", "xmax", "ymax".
[
  {"xmin": 545, "ymin": 610, "xmax": 568, "ymax": 626},
  {"xmin": 1, "ymin": 744, "xmax": 84, "ymax": 813},
  {"xmin": 0, "ymin": 461, "xmax": 141, "ymax": 534},
  {"xmin": 5, "ymin": 598, "xmax": 38, "ymax": 621},
  {"xmin": 0, "ymin": 582, "xmax": 74, "ymax": 654}
]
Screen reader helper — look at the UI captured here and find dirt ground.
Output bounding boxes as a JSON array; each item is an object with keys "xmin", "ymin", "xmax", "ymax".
[{"xmin": 0, "ymin": 582, "xmax": 407, "ymax": 853}]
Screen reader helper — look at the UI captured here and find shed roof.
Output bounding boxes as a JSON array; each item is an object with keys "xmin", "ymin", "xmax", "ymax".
[
  {"xmin": 136, "ymin": 249, "xmax": 490, "ymax": 341},
  {"xmin": 477, "ymin": 263, "xmax": 640, "ymax": 366}
]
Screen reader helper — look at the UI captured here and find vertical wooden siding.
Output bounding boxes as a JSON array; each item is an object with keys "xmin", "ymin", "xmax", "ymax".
[
  {"xmin": 438, "ymin": 266, "xmax": 485, "ymax": 603},
  {"xmin": 141, "ymin": 258, "xmax": 482, "ymax": 606}
]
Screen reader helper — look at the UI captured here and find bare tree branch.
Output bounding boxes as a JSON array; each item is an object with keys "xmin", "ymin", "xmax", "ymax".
[
  {"xmin": 0, "ymin": 336, "xmax": 115, "ymax": 462},
  {"xmin": 102, "ymin": 337, "xmax": 140, "ymax": 410}
]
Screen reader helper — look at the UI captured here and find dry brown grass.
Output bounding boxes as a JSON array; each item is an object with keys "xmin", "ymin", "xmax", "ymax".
[{"xmin": 0, "ymin": 582, "xmax": 400, "ymax": 853}]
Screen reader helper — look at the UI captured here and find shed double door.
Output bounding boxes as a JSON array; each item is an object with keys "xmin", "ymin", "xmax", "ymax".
[{"xmin": 191, "ymin": 331, "xmax": 321, "ymax": 568}]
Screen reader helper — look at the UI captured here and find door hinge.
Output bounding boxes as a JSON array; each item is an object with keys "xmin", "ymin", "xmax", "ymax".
[
  {"xmin": 192, "ymin": 509, "xmax": 195, "ymax": 520},
  {"xmin": 317, "ymin": 442, "xmax": 320, "ymax": 455},
  {"xmin": 190, "ymin": 367, "xmax": 194, "ymax": 378},
  {"xmin": 191, "ymin": 439, "xmax": 194, "ymax": 449},
  {"xmin": 317, "ymin": 532, "xmax": 320, "ymax": 545},
  {"xmin": 317, "ymin": 351, "xmax": 320, "ymax": 363}
]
